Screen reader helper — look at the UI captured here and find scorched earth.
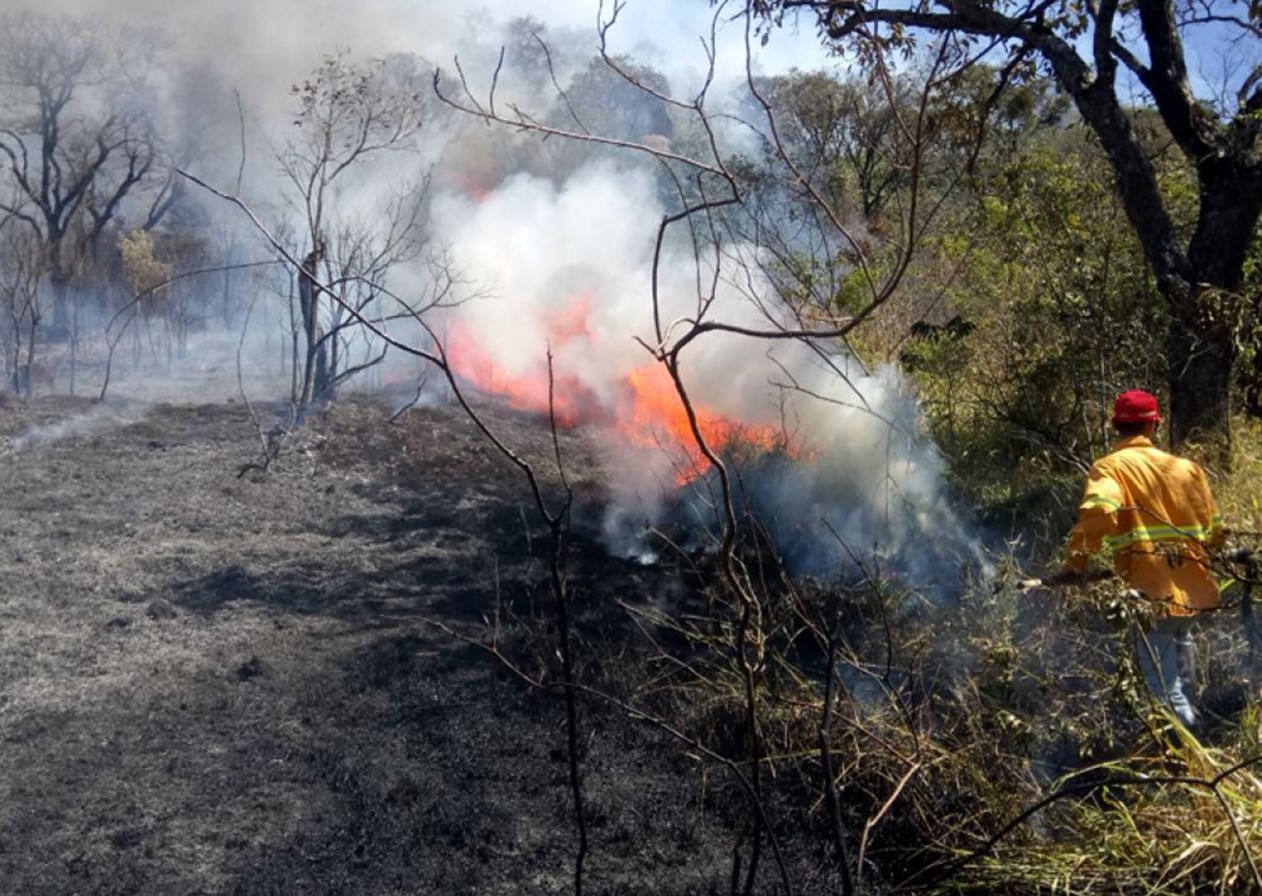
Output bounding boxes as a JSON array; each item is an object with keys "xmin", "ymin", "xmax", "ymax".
[{"xmin": 0, "ymin": 392, "xmax": 790, "ymax": 896}]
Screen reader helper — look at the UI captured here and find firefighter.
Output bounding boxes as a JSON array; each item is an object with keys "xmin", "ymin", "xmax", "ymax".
[{"xmin": 1057, "ymin": 389, "xmax": 1225, "ymax": 729}]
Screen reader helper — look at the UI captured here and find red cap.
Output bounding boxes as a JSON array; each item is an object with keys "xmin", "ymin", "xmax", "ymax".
[{"xmin": 1113, "ymin": 389, "xmax": 1162, "ymax": 424}]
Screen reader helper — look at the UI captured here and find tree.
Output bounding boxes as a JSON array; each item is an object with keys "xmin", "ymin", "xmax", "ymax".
[
  {"xmin": 0, "ymin": 12, "xmax": 168, "ymax": 342},
  {"xmin": 750, "ymin": 69, "xmax": 918, "ymax": 221},
  {"xmin": 531, "ymin": 53, "xmax": 677, "ymax": 181},
  {"xmin": 553, "ymin": 54, "xmax": 674, "ymax": 143},
  {"xmin": 0, "ymin": 222, "xmax": 45, "ymax": 396},
  {"xmin": 117, "ymin": 227, "xmax": 175, "ymax": 364},
  {"xmin": 897, "ymin": 131, "xmax": 1163, "ymax": 497},
  {"xmin": 758, "ymin": 0, "xmax": 1262, "ymax": 452},
  {"xmin": 500, "ymin": 15, "xmax": 586, "ymax": 100},
  {"xmin": 275, "ymin": 52, "xmax": 430, "ymax": 414}
]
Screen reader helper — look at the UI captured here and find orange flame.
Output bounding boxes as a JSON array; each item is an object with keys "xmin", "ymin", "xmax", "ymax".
[
  {"xmin": 447, "ymin": 293, "xmax": 604, "ymax": 427},
  {"xmin": 620, "ymin": 364, "xmax": 792, "ymax": 483},
  {"xmin": 447, "ymin": 293, "xmax": 797, "ymax": 484},
  {"xmin": 445, "ymin": 171, "xmax": 493, "ymax": 203},
  {"xmin": 447, "ymin": 335, "xmax": 602, "ymax": 428}
]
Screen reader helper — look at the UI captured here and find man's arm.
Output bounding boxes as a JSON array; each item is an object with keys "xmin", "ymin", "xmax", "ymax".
[{"xmin": 1061, "ymin": 462, "xmax": 1123, "ymax": 578}]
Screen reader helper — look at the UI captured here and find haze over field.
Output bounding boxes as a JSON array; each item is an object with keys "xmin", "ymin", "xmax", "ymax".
[
  {"xmin": 0, "ymin": 0, "xmax": 991, "ymax": 588},
  {"xmin": 12, "ymin": 0, "xmax": 826, "ymax": 103}
]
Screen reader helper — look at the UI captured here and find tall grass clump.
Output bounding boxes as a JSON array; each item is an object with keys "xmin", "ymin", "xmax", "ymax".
[{"xmin": 639, "ymin": 532, "xmax": 1262, "ymax": 894}]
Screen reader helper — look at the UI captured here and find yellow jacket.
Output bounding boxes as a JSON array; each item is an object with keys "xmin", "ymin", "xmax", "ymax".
[{"xmin": 1065, "ymin": 435, "xmax": 1224, "ymax": 615}]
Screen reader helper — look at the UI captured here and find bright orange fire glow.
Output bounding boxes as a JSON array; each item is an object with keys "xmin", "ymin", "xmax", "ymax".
[
  {"xmin": 445, "ymin": 171, "xmax": 492, "ymax": 203},
  {"xmin": 446, "ymin": 293, "xmax": 604, "ymax": 427},
  {"xmin": 447, "ymin": 293, "xmax": 798, "ymax": 484},
  {"xmin": 447, "ymin": 327, "xmax": 603, "ymax": 428},
  {"xmin": 543, "ymin": 294, "xmax": 594, "ymax": 344},
  {"xmin": 621, "ymin": 364, "xmax": 793, "ymax": 483}
]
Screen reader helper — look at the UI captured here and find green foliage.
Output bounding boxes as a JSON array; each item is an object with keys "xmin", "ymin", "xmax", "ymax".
[
  {"xmin": 750, "ymin": 69, "xmax": 917, "ymax": 220},
  {"xmin": 117, "ymin": 229, "xmax": 170, "ymax": 297},
  {"xmin": 1231, "ymin": 220, "xmax": 1262, "ymax": 415},
  {"xmin": 895, "ymin": 132, "xmax": 1165, "ymax": 504},
  {"xmin": 1215, "ymin": 417, "xmax": 1262, "ymax": 537},
  {"xmin": 754, "ymin": 0, "xmax": 1262, "ymax": 447}
]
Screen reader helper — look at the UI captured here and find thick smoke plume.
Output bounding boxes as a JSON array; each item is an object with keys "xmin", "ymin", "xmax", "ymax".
[
  {"xmin": 3, "ymin": 1, "xmax": 991, "ymax": 594},
  {"xmin": 433, "ymin": 161, "xmax": 991, "ymax": 596}
]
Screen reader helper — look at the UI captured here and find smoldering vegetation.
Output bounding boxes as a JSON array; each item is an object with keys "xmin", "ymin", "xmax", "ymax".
[
  {"xmin": 0, "ymin": 2, "xmax": 988, "ymax": 588},
  {"xmin": 1, "ymin": 394, "xmax": 1257, "ymax": 896},
  {"xmin": 2, "ymin": 3, "xmax": 1262, "ymax": 895}
]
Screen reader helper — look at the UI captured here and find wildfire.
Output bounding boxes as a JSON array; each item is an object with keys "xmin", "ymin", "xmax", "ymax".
[
  {"xmin": 447, "ymin": 294, "xmax": 797, "ymax": 483},
  {"xmin": 446, "ymin": 329, "xmax": 604, "ymax": 429},
  {"xmin": 620, "ymin": 364, "xmax": 793, "ymax": 482}
]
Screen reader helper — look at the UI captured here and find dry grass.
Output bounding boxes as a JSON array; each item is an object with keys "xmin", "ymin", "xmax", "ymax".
[{"xmin": 624, "ymin": 532, "xmax": 1262, "ymax": 894}]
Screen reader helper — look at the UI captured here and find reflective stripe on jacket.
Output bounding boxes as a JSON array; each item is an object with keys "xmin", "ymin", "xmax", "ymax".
[{"xmin": 1066, "ymin": 435, "xmax": 1224, "ymax": 615}]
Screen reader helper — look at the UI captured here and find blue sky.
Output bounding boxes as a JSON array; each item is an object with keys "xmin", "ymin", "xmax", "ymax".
[{"xmin": 469, "ymin": 0, "xmax": 832, "ymax": 75}]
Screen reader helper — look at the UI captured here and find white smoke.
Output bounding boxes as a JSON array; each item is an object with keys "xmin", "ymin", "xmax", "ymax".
[
  {"xmin": 1, "ymin": 1, "xmax": 988, "ymax": 591},
  {"xmin": 11, "ymin": 0, "xmax": 820, "ymax": 118},
  {"xmin": 430, "ymin": 161, "xmax": 659, "ymax": 388},
  {"xmin": 5, "ymin": 401, "xmax": 150, "ymax": 452},
  {"xmin": 432, "ymin": 159, "xmax": 991, "ymax": 594}
]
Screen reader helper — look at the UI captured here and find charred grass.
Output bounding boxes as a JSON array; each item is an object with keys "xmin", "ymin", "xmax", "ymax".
[{"xmin": 0, "ymin": 394, "xmax": 1259, "ymax": 894}]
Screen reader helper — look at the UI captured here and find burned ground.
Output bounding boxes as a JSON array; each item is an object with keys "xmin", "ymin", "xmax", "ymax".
[
  {"xmin": 0, "ymin": 394, "xmax": 790, "ymax": 896},
  {"xmin": 4, "ymin": 391, "xmax": 1259, "ymax": 894}
]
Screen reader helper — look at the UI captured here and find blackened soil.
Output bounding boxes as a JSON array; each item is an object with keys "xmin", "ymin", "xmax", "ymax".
[{"xmin": 0, "ymin": 395, "xmax": 777, "ymax": 896}]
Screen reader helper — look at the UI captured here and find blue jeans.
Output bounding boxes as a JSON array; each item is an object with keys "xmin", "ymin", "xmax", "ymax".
[{"xmin": 1131, "ymin": 616, "xmax": 1199, "ymax": 728}]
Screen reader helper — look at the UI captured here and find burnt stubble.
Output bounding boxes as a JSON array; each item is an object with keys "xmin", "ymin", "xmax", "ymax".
[{"xmin": 0, "ymin": 395, "xmax": 750, "ymax": 896}]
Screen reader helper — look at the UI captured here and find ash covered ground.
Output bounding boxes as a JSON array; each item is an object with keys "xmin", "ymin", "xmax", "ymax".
[{"xmin": 0, "ymin": 391, "xmax": 809, "ymax": 896}]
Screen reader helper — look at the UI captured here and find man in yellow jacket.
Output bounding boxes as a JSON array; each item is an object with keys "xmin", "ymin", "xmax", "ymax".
[{"xmin": 1061, "ymin": 389, "xmax": 1224, "ymax": 729}]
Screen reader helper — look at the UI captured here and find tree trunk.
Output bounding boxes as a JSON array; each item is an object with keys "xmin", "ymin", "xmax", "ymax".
[
  {"xmin": 48, "ymin": 266, "xmax": 72, "ymax": 344},
  {"xmin": 297, "ymin": 247, "xmax": 323, "ymax": 412},
  {"xmin": 1166, "ymin": 161, "xmax": 1262, "ymax": 458},
  {"xmin": 1166, "ymin": 292, "xmax": 1233, "ymax": 453}
]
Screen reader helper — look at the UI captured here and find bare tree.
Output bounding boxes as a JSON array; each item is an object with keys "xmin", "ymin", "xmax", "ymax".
[
  {"xmin": 275, "ymin": 52, "xmax": 431, "ymax": 416},
  {"xmin": 0, "ymin": 223, "xmax": 46, "ymax": 396},
  {"xmin": 0, "ymin": 12, "xmax": 168, "ymax": 351}
]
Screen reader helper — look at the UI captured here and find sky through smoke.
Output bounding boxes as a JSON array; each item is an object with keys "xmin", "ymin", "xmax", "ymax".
[{"xmin": 11, "ymin": 0, "xmax": 830, "ymax": 109}]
